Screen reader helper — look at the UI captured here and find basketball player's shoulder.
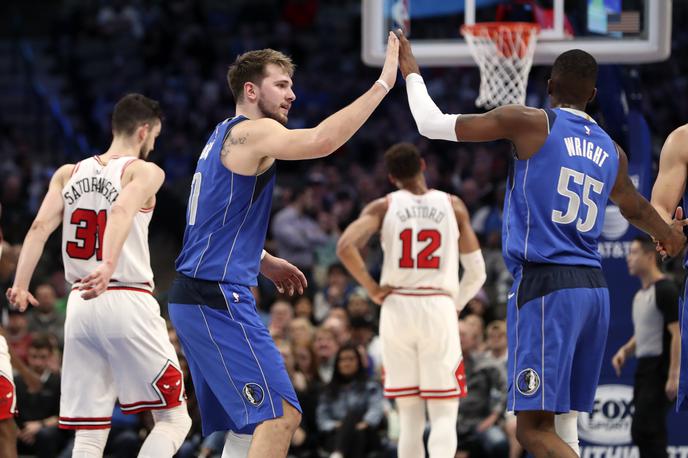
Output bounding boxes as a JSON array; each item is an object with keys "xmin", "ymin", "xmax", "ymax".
[
  {"xmin": 668, "ymin": 124, "xmax": 688, "ymax": 145},
  {"xmin": 52, "ymin": 163, "xmax": 77, "ymax": 187},
  {"xmin": 362, "ymin": 196, "xmax": 389, "ymax": 217},
  {"xmin": 123, "ymin": 159, "xmax": 164, "ymax": 181}
]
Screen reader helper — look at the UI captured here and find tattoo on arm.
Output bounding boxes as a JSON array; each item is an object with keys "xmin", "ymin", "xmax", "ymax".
[{"xmin": 221, "ymin": 133, "xmax": 249, "ymax": 157}]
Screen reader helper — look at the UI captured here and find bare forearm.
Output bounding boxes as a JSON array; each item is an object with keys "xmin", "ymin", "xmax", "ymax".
[
  {"xmin": 13, "ymin": 227, "xmax": 49, "ymax": 289},
  {"xmin": 313, "ymin": 84, "xmax": 387, "ymax": 156},
  {"xmin": 101, "ymin": 206, "xmax": 136, "ymax": 266},
  {"xmin": 337, "ymin": 245, "xmax": 378, "ymax": 291},
  {"xmin": 622, "ymin": 337, "xmax": 636, "ymax": 357},
  {"xmin": 669, "ymin": 332, "xmax": 680, "ymax": 378},
  {"xmin": 622, "ymin": 198, "xmax": 672, "ymax": 242}
]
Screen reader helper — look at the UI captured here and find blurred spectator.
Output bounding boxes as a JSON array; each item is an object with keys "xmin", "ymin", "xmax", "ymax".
[
  {"xmin": 322, "ymin": 316, "xmax": 351, "ymax": 347},
  {"xmin": 346, "ymin": 291, "xmax": 374, "ymax": 321},
  {"xmin": 15, "ymin": 335, "xmax": 68, "ymax": 457},
  {"xmin": 269, "ymin": 299, "xmax": 295, "ymax": 340},
  {"xmin": 462, "ymin": 313, "xmax": 486, "ymax": 354},
  {"xmin": 314, "ymin": 264, "xmax": 355, "ymax": 322},
  {"xmin": 6, "ymin": 310, "xmax": 32, "ymax": 363},
  {"xmin": 460, "ymin": 289, "xmax": 496, "ymax": 325},
  {"xmin": 314, "ymin": 327, "xmax": 339, "ymax": 383},
  {"xmin": 485, "ymin": 320, "xmax": 508, "ymax": 367},
  {"xmin": 294, "ymin": 341, "xmax": 321, "ymax": 387},
  {"xmin": 294, "ymin": 295, "xmax": 316, "ymax": 323},
  {"xmin": 272, "ymin": 184, "xmax": 330, "ymax": 280},
  {"xmin": 27, "ymin": 283, "xmax": 66, "ymax": 346},
  {"xmin": 278, "ymin": 340, "xmax": 320, "ymax": 457},
  {"xmin": 289, "ymin": 317, "xmax": 316, "ymax": 347},
  {"xmin": 456, "ymin": 321, "xmax": 508, "ymax": 458},
  {"xmin": 316, "ymin": 344, "xmax": 385, "ymax": 458},
  {"xmin": 349, "ymin": 315, "xmax": 382, "ymax": 376}
]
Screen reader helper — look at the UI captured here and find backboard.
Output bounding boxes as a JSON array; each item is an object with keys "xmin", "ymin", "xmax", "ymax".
[{"xmin": 362, "ymin": 0, "xmax": 672, "ymax": 66}]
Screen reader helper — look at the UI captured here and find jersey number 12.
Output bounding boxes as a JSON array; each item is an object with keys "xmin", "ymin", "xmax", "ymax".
[{"xmin": 398, "ymin": 228, "xmax": 441, "ymax": 269}]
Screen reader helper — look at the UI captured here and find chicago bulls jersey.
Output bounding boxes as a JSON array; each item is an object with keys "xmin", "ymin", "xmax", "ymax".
[
  {"xmin": 61, "ymin": 156, "xmax": 154, "ymax": 288},
  {"xmin": 380, "ymin": 189, "xmax": 459, "ymax": 296}
]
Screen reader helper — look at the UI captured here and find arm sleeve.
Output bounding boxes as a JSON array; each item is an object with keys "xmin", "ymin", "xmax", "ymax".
[
  {"xmin": 655, "ymin": 279, "xmax": 679, "ymax": 324},
  {"xmin": 405, "ymin": 74, "xmax": 459, "ymax": 141}
]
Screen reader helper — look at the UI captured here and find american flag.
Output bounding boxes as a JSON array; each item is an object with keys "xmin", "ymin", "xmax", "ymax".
[{"xmin": 607, "ymin": 11, "xmax": 641, "ymax": 33}]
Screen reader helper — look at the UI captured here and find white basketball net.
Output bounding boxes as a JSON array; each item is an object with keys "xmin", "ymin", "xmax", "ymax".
[{"xmin": 462, "ymin": 23, "xmax": 539, "ymax": 109}]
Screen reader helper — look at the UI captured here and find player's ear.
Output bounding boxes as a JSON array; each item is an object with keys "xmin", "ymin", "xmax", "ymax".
[
  {"xmin": 420, "ymin": 158, "xmax": 426, "ymax": 172},
  {"xmin": 588, "ymin": 87, "xmax": 597, "ymax": 104},
  {"xmin": 387, "ymin": 174, "xmax": 395, "ymax": 186},
  {"xmin": 137, "ymin": 123, "xmax": 150, "ymax": 143},
  {"xmin": 244, "ymin": 82, "xmax": 258, "ymax": 102}
]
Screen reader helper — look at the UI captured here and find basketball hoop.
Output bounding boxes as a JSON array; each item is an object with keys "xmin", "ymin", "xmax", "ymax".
[{"xmin": 461, "ymin": 22, "xmax": 540, "ymax": 109}]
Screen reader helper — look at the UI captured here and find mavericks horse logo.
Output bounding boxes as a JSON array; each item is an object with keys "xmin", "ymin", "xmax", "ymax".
[
  {"xmin": 516, "ymin": 369, "xmax": 540, "ymax": 396},
  {"xmin": 243, "ymin": 383, "xmax": 265, "ymax": 407}
]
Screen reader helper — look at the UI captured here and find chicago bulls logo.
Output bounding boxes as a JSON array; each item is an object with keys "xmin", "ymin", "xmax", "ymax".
[{"xmin": 154, "ymin": 361, "xmax": 184, "ymax": 406}]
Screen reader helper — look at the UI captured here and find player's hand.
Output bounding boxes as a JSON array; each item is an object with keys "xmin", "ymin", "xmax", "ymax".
[
  {"xmin": 395, "ymin": 29, "xmax": 420, "ymax": 79},
  {"xmin": 378, "ymin": 31, "xmax": 400, "ymax": 91},
  {"xmin": 656, "ymin": 206, "xmax": 688, "ymax": 258},
  {"xmin": 355, "ymin": 421, "xmax": 369, "ymax": 430},
  {"xmin": 5, "ymin": 287, "xmax": 38, "ymax": 312},
  {"xmin": 260, "ymin": 253, "xmax": 307, "ymax": 296},
  {"xmin": 367, "ymin": 284, "xmax": 392, "ymax": 305},
  {"xmin": 79, "ymin": 261, "xmax": 115, "ymax": 300},
  {"xmin": 666, "ymin": 373, "xmax": 679, "ymax": 401},
  {"xmin": 611, "ymin": 349, "xmax": 626, "ymax": 377},
  {"xmin": 18, "ymin": 420, "xmax": 42, "ymax": 444}
]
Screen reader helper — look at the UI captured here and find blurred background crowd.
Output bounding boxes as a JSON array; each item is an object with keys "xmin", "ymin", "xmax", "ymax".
[{"xmin": 1, "ymin": 0, "xmax": 688, "ymax": 456}]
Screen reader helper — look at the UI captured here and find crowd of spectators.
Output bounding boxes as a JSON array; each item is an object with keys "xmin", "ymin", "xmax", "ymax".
[{"xmin": 1, "ymin": 0, "xmax": 688, "ymax": 456}]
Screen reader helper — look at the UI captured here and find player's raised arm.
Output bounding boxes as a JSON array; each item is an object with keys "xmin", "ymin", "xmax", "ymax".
[
  {"xmin": 396, "ymin": 29, "xmax": 544, "ymax": 149},
  {"xmin": 79, "ymin": 161, "xmax": 164, "ymax": 299},
  {"xmin": 651, "ymin": 125, "xmax": 688, "ymax": 223},
  {"xmin": 610, "ymin": 143, "xmax": 686, "ymax": 257},
  {"xmin": 248, "ymin": 32, "xmax": 399, "ymax": 161},
  {"xmin": 451, "ymin": 196, "xmax": 486, "ymax": 310},
  {"xmin": 336, "ymin": 198, "xmax": 390, "ymax": 304},
  {"xmin": 6, "ymin": 165, "xmax": 72, "ymax": 311}
]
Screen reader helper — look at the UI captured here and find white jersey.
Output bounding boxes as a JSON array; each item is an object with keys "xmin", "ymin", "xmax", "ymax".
[
  {"xmin": 380, "ymin": 189, "xmax": 459, "ymax": 296},
  {"xmin": 61, "ymin": 156, "xmax": 154, "ymax": 289}
]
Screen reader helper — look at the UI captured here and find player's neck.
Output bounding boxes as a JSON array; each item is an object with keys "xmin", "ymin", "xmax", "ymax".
[
  {"xmin": 235, "ymin": 103, "xmax": 262, "ymax": 120},
  {"xmin": 400, "ymin": 177, "xmax": 428, "ymax": 195},
  {"xmin": 102, "ymin": 137, "xmax": 141, "ymax": 160},
  {"xmin": 552, "ymin": 101, "xmax": 587, "ymax": 112}
]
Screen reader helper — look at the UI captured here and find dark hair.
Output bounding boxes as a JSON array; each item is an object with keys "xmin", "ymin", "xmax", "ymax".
[
  {"xmin": 227, "ymin": 49, "xmax": 295, "ymax": 102},
  {"xmin": 550, "ymin": 49, "xmax": 598, "ymax": 104},
  {"xmin": 111, "ymin": 93, "xmax": 163, "ymax": 136},
  {"xmin": 30, "ymin": 334, "xmax": 55, "ymax": 353},
  {"xmin": 327, "ymin": 263, "xmax": 348, "ymax": 277},
  {"xmin": 327, "ymin": 343, "xmax": 367, "ymax": 395},
  {"xmin": 384, "ymin": 142, "xmax": 422, "ymax": 181},
  {"xmin": 632, "ymin": 235, "xmax": 660, "ymax": 266}
]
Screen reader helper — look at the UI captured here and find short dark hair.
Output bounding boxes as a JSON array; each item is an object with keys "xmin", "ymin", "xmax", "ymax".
[
  {"xmin": 384, "ymin": 142, "xmax": 422, "ymax": 181},
  {"xmin": 30, "ymin": 334, "xmax": 55, "ymax": 353},
  {"xmin": 111, "ymin": 93, "xmax": 163, "ymax": 136},
  {"xmin": 550, "ymin": 49, "xmax": 598, "ymax": 104},
  {"xmin": 632, "ymin": 235, "xmax": 660, "ymax": 266},
  {"xmin": 227, "ymin": 49, "xmax": 295, "ymax": 102}
]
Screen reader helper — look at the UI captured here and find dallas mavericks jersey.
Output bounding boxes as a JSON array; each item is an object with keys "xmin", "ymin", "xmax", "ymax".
[
  {"xmin": 175, "ymin": 116, "xmax": 276, "ymax": 285},
  {"xmin": 503, "ymin": 108, "xmax": 619, "ymax": 276}
]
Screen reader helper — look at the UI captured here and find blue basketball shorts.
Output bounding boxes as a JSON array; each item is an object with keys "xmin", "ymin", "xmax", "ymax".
[
  {"xmin": 168, "ymin": 274, "xmax": 301, "ymax": 436},
  {"xmin": 677, "ymin": 278, "xmax": 688, "ymax": 411},
  {"xmin": 506, "ymin": 264, "xmax": 609, "ymax": 414}
]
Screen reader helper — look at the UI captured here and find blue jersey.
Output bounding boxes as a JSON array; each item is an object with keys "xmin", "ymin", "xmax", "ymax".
[
  {"xmin": 176, "ymin": 116, "xmax": 276, "ymax": 285},
  {"xmin": 503, "ymin": 108, "xmax": 619, "ymax": 276}
]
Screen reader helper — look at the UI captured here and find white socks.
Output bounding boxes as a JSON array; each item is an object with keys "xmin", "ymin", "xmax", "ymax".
[
  {"xmin": 555, "ymin": 410, "xmax": 580, "ymax": 456},
  {"xmin": 72, "ymin": 429, "xmax": 110, "ymax": 457},
  {"xmin": 138, "ymin": 404, "xmax": 192, "ymax": 458},
  {"xmin": 396, "ymin": 397, "xmax": 426, "ymax": 458},
  {"xmin": 427, "ymin": 399, "xmax": 459, "ymax": 458},
  {"xmin": 221, "ymin": 431, "xmax": 253, "ymax": 458}
]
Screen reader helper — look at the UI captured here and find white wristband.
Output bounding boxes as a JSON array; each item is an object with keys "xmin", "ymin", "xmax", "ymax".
[
  {"xmin": 375, "ymin": 79, "xmax": 390, "ymax": 94},
  {"xmin": 261, "ymin": 250, "xmax": 268, "ymax": 260}
]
